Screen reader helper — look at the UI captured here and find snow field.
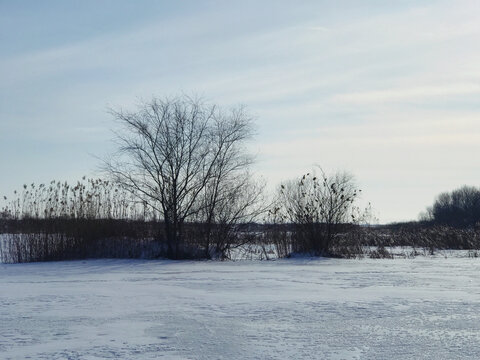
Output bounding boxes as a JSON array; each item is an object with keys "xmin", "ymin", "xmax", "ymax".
[{"xmin": 1, "ymin": 257, "xmax": 480, "ymax": 359}]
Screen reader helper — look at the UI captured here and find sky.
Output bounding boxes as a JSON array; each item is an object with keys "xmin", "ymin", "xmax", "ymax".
[{"xmin": 1, "ymin": 0, "xmax": 480, "ymax": 223}]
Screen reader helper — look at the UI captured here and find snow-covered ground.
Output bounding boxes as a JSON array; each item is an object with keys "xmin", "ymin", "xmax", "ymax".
[{"xmin": 2, "ymin": 257, "xmax": 480, "ymax": 359}]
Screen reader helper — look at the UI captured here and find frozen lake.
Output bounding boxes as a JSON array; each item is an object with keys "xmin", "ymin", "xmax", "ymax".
[{"xmin": 1, "ymin": 257, "xmax": 480, "ymax": 359}]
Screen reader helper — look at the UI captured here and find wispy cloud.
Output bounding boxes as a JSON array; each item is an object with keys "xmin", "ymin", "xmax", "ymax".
[{"xmin": 331, "ymin": 83, "xmax": 480, "ymax": 104}]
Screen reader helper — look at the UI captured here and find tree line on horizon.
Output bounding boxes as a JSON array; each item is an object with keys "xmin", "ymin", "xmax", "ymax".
[{"xmin": 1, "ymin": 95, "xmax": 480, "ymax": 262}]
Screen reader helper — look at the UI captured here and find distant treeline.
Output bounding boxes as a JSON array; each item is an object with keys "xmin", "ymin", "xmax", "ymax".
[{"xmin": 422, "ymin": 185, "xmax": 480, "ymax": 228}]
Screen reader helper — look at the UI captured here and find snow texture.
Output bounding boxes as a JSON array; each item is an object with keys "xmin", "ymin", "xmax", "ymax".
[{"xmin": 1, "ymin": 257, "xmax": 480, "ymax": 359}]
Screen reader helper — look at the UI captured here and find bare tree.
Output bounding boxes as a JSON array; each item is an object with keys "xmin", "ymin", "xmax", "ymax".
[
  {"xmin": 276, "ymin": 168, "xmax": 362, "ymax": 255},
  {"xmin": 104, "ymin": 95, "xmax": 257, "ymax": 259},
  {"xmin": 189, "ymin": 109, "xmax": 267, "ymax": 258},
  {"xmin": 194, "ymin": 171, "xmax": 266, "ymax": 259}
]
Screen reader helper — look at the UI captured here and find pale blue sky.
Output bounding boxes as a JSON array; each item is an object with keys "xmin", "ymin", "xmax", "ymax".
[{"xmin": 1, "ymin": 0, "xmax": 480, "ymax": 223}]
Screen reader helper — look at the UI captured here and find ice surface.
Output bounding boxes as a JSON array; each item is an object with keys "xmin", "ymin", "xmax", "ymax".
[{"xmin": 1, "ymin": 257, "xmax": 480, "ymax": 359}]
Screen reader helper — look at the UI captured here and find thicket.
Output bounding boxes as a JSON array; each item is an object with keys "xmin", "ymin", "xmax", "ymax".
[
  {"xmin": 2, "ymin": 179, "xmax": 480, "ymax": 262},
  {"xmin": 0, "ymin": 178, "xmax": 265, "ymax": 263},
  {"xmin": 0, "ymin": 179, "xmax": 159, "ymax": 263},
  {"xmin": 372, "ymin": 222, "xmax": 480, "ymax": 250},
  {"xmin": 0, "ymin": 169, "xmax": 372, "ymax": 262}
]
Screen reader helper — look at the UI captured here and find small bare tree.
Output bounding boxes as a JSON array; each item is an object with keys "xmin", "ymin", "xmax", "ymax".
[
  {"xmin": 195, "ymin": 171, "xmax": 266, "ymax": 259},
  {"xmin": 277, "ymin": 168, "xmax": 362, "ymax": 256},
  {"xmin": 104, "ymin": 95, "xmax": 257, "ymax": 259}
]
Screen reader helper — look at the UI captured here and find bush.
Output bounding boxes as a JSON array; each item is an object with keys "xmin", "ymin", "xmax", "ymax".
[{"xmin": 273, "ymin": 168, "xmax": 371, "ymax": 256}]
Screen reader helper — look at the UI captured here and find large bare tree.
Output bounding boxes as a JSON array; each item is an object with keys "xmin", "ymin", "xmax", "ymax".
[{"xmin": 105, "ymin": 96, "xmax": 257, "ymax": 258}]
